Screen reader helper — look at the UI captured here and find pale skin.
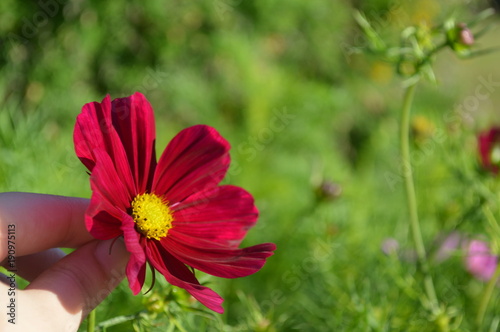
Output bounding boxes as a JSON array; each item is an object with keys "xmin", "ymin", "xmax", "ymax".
[{"xmin": 0, "ymin": 192, "xmax": 130, "ymax": 331}]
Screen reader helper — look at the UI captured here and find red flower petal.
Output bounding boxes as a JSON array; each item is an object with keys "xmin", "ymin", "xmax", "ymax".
[
  {"xmin": 109, "ymin": 92, "xmax": 157, "ymax": 193},
  {"xmin": 147, "ymin": 242, "xmax": 224, "ymax": 313},
  {"xmin": 152, "ymin": 125, "xmax": 230, "ymax": 203},
  {"xmin": 163, "ymin": 236, "xmax": 276, "ymax": 279},
  {"xmin": 122, "ymin": 214, "xmax": 147, "ymax": 295},
  {"xmin": 171, "ymin": 185, "xmax": 258, "ymax": 248},
  {"xmin": 74, "ymin": 96, "xmax": 137, "ymax": 195},
  {"xmin": 85, "ymin": 192, "xmax": 123, "ymax": 240},
  {"xmin": 89, "ymin": 149, "xmax": 134, "ymax": 211},
  {"xmin": 74, "ymin": 95, "xmax": 120, "ymax": 169}
]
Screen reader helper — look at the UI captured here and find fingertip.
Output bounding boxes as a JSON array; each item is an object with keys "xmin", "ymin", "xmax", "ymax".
[
  {"xmin": 0, "ymin": 193, "xmax": 93, "ymax": 261},
  {"xmin": 94, "ymin": 237, "xmax": 130, "ymax": 273},
  {"xmin": 81, "ymin": 238, "xmax": 130, "ymax": 317}
]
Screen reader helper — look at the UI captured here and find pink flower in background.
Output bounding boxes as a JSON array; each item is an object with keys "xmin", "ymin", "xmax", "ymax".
[
  {"xmin": 478, "ymin": 127, "xmax": 500, "ymax": 174},
  {"xmin": 74, "ymin": 92, "xmax": 276, "ymax": 313},
  {"xmin": 465, "ymin": 240, "xmax": 498, "ymax": 282},
  {"xmin": 381, "ymin": 238, "xmax": 399, "ymax": 256},
  {"xmin": 434, "ymin": 231, "xmax": 463, "ymax": 263}
]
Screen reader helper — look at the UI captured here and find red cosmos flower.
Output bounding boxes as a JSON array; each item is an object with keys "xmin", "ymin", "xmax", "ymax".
[
  {"xmin": 478, "ymin": 127, "xmax": 500, "ymax": 174},
  {"xmin": 74, "ymin": 92, "xmax": 276, "ymax": 313}
]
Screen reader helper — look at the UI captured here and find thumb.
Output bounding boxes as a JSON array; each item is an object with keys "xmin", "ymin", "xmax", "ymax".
[{"xmin": 22, "ymin": 238, "xmax": 130, "ymax": 330}]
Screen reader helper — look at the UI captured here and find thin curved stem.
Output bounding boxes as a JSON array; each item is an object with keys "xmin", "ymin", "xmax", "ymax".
[
  {"xmin": 476, "ymin": 207, "xmax": 500, "ymax": 330},
  {"xmin": 476, "ymin": 263, "xmax": 500, "ymax": 330},
  {"xmin": 400, "ymin": 82, "xmax": 438, "ymax": 310}
]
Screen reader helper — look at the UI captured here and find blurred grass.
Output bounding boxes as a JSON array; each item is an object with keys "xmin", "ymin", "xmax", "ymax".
[{"xmin": 2, "ymin": 0, "xmax": 500, "ymax": 331}]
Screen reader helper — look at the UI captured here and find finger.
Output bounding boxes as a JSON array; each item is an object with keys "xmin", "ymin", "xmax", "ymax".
[
  {"xmin": 23, "ymin": 238, "xmax": 129, "ymax": 329},
  {"xmin": 1, "ymin": 248, "xmax": 66, "ymax": 282},
  {"xmin": 0, "ymin": 192, "xmax": 93, "ymax": 261}
]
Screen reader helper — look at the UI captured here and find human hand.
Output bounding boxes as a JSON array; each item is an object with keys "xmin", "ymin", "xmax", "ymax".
[{"xmin": 0, "ymin": 192, "xmax": 130, "ymax": 331}]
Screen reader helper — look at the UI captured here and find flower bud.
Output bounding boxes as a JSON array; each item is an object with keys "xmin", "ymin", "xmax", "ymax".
[
  {"xmin": 457, "ymin": 23, "xmax": 474, "ymax": 46},
  {"xmin": 381, "ymin": 238, "xmax": 399, "ymax": 256},
  {"xmin": 315, "ymin": 180, "xmax": 342, "ymax": 201},
  {"xmin": 143, "ymin": 292, "xmax": 165, "ymax": 314}
]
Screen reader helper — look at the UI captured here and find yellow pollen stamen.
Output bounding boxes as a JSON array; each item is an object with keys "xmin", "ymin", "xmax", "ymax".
[{"xmin": 131, "ymin": 193, "xmax": 173, "ymax": 240}]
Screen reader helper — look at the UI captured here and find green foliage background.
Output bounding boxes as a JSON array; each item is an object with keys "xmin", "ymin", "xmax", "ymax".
[{"xmin": 1, "ymin": 0, "xmax": 500, "ymax": 331}]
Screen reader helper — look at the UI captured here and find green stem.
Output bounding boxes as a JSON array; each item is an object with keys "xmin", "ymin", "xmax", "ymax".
[
  {"xmin": 87, "ymin": 310, "xmax": 96, "ymax": 332},
  {"xmin": 483, "ymin": 205, "xmax": 500, "ymax": 239},
  {"xmin": 400, "ymin": 82, "xmax": 438, "ymax": 310},
  {"xmin": 477, "ymin": 263, "xmax": 500, "ymax": 330}
]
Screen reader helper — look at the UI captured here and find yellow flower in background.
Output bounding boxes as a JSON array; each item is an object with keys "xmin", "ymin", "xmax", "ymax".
[
  {"xmin": 410, "ymin": 0, "xmax": 441, "ymax": 25},
  {"xmin": 411, "ymin": 115, "xmax": 436, "ymax": 144},
  {"xmin": 369, "ymin": 61, "xmax": 394, "ymax": 83}
]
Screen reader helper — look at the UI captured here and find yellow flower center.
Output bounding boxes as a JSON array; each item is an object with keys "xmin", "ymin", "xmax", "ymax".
[{"xmin": 131, "ymin": 193, "xmax": 173, "ymax": 240}]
